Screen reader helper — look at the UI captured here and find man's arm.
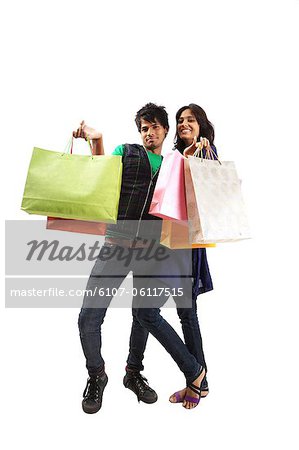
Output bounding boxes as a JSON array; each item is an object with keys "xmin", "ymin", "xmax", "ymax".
[
  {"xmin": 91, "ymin": 137, "xmax": 104, "ymax": 155},
  {"xmin": 73, "ymin": 120, "xmax": 105, "ymax": 155}
]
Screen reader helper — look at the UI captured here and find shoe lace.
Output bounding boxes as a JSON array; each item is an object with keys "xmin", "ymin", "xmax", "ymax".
[
  {"xmin": 83, "ymin": 377, "xmax": 100, "ymax": 400},
  {"xmin": 131, "ymin": 372, "xmax": 151, "ymax": 395}
]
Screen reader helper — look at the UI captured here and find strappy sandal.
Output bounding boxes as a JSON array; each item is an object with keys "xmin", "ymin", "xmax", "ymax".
[
  {"xmin": 183, "ymin": 382, "xmax": 202, "ymax": 407},
  {"xmin": 200, "ymin": 376, "xmax": 209, "ymax": 397},
  {"xmin": 183, "ymin": 367, "xmax": 206, "ymax": 409},
  {"xmin": 169, "ymin": 376, "xmax": 209, "ymax": 403}
]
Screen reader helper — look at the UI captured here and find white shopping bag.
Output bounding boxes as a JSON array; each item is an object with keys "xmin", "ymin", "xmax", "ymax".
[{"xmin": 184, "ymin": 155, "xmax": 251, "ymax": 243}]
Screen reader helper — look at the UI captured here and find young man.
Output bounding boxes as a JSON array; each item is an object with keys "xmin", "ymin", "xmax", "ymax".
[{"xmin": 75, "ymin": 103, "xmax": 205, "ymax": 413}]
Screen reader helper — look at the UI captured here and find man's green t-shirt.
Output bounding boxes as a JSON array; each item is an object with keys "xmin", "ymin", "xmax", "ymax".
[{"xmin": 112, "ymin": 144, "xmax": 162, "ymax": 175}]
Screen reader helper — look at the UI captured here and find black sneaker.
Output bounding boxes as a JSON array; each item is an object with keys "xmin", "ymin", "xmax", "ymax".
[
  {"xmin": 123, "ymin": 371, "xmax": 158, "ymax": 404},
  {"xmin": 82, "ymin": 372, "xmax": 108, "ymax": 414}
]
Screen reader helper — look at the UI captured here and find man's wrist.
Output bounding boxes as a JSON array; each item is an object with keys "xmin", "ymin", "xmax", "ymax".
[
  {"xmin": 91, "ymin": 134, "xmax": 102, "ymax": 142},
  {"xmin": 91, "ymin": 136, "xmax": 104, "ymax": 155}
]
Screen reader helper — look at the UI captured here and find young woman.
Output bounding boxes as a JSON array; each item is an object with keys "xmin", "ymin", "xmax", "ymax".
[{"xmin": 169, "ymin": 103, "xmax": 216, "ymax": 406}]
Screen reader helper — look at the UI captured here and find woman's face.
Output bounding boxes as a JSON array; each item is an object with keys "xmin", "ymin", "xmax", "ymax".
[{"xmin": 177, "ymin": 108, "xmax": 200, "ymax": 146}]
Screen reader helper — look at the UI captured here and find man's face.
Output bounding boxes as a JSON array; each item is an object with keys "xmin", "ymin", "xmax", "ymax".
[{"xmin": 140, "ymin": 118, "xmax": 168, "ymax": 153}]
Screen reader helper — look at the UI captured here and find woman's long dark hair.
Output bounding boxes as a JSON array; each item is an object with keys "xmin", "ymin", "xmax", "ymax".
[{"xmin": 174, "ymin": 103, "xmax": 215, "ymax": 153}]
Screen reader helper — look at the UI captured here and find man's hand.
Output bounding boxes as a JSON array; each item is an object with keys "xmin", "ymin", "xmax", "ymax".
[
  {"xmin": 73, "ymin": 120, "xmax": 102, "ymax": 141},
  {"xmin": 73, "ymin": 120, "xmax": 104, "ymax": 155}
]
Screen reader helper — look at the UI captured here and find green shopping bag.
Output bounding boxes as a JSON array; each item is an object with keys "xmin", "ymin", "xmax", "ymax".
[{"xmin": 21, "ymin": 138, "xmax": 122, "ymax": 223}]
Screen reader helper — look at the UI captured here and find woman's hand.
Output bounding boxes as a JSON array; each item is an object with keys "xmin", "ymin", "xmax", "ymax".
[
  {"xmin": 183, "ymin": 137, "xmax": 197, "ymax": 158},
  {"xmin": 73, "ymin": 120, "xmax": 102, "ymax": 141},
  {"xmin": 183, "ymin": 137, "xmax": 211, "ymax": 158},
  {"xmin": 197, "ymin": 137, "xmax": 210, "ymax": 151}
]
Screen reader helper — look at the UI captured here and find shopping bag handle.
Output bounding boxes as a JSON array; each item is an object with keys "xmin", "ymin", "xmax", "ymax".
[
  {"xmin": 64, "ymin": 136, "xmax": 93, "ymax": 156},
  {"xmin": 193, "ymin": 145, "xmax": 222, "ymax": 165}
]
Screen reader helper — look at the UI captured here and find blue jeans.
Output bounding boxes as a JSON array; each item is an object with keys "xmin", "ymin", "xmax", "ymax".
[
  {"xmin": 78, "ymin": 243, "xmax": 201, "ymax": 384},
  {"xmin": 126, "ymin": 296, "xmax": 207, "ymax": 373}
]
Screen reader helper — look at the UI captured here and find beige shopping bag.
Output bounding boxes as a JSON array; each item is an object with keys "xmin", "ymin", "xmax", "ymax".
[
  {"xmin": 160, "ymin": 220, "xmax": 216, "ymax": 249},
  {"xmin": 184, "ymin": 151, "xmax": 251, "ymax": 243}
]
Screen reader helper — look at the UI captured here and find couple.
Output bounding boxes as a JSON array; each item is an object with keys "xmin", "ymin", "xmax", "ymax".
[{"xmin": 75, "ymin": 102, "xmax": 216, "ymax": 413}]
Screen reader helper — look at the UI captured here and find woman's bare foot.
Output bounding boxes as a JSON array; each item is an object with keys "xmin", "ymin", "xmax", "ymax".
[
  {"xmin": 183, "ymin": 368, "xmax": 206, "ymax": 409},
  {"xmin": 169, "ymin": 387, "xmax": 187, "ymax": 403}
]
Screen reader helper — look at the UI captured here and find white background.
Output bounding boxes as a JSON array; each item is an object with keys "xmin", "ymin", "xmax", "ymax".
[{"xmin": 1, "ymin": 0, "xmax": 299, "ymax": 449}]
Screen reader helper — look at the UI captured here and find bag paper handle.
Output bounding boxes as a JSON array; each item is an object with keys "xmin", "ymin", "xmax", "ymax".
[
  {"xmin": 64, "ymin": 135, "xmax": 93, "ymax": 156},
  {"xmin": 193, "ymin": 144, "xmax": 221, "ymax": 165}
]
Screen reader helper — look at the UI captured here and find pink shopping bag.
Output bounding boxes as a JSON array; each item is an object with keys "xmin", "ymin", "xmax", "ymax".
[
  {"xmin": 47, "ymin": 217, "xmax": 107, "ymax": 235},
  {"xmin": 149, "ymin": 150, "xmax": 187, "ymax": 221}
]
